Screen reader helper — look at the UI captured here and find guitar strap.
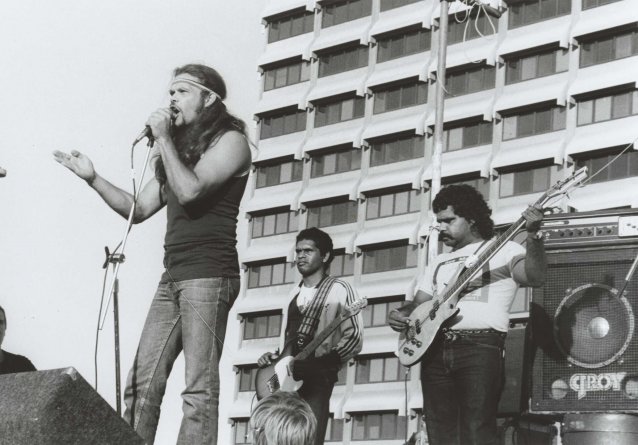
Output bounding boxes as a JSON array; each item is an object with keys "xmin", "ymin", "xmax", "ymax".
[
  {"xmin": 433, "ymin": 239, "xmax": 490, "ymax": 289},
  {"xmin": 296, "ymin": 275, "xmax": 337, "ymax": 350}
]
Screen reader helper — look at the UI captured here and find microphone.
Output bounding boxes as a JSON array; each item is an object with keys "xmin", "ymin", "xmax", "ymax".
[
  {"xmin": 132, "ymin": 126, "xmax": 153, "ymax": 146},
  {"xmin": 132, "ymin": 111, "xmax": 176, "ymax": 146}
]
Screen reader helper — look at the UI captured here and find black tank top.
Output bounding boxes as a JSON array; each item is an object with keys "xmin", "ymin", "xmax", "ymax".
[{"xmin": 162, "ymin": 173, "xmax": 248, "ymax": 281}]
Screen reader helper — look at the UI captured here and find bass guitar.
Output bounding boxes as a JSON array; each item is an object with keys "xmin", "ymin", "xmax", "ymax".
[
  {"xmin": 396, "ymin": 167, "xmax": 588, "ymax": 366},
  {"xmin": 255, "ymin": 298, "xmax": 367, "ymax": 400}
]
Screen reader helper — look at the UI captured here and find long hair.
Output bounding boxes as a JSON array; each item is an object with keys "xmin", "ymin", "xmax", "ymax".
[
  {"xmin": 433, "ymin": 184, "xmax": 494, "ymax": 239},
  {"xmin": 250, "ymin": 392, "xmax": 317, "ymax": 445},
  {"xmin": 155, "ymin": 63, "xmax": 247, "ymax": 186}
]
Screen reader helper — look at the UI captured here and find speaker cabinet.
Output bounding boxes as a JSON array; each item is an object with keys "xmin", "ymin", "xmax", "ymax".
[
  {"xmin": 0, "ymin": 367, "xmax": 143, "ymax": 445},
  {"xmin": 530, "ymin": 210, "xmax": 638, "ymax": 413}
]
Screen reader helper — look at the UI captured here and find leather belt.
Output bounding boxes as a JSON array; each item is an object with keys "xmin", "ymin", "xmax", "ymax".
[{"xmin": 441, "ymin": 328, "xmax": 505, "ymax": 341}]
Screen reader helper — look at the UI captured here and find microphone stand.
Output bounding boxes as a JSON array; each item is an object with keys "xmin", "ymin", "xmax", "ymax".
[
  {"xmin": 99, "ymin": 137, "xmax": 154, "ymax": 415},
  {"xmin": 103, "ymin": 248, "xmax": 125, "ymax": 415}
]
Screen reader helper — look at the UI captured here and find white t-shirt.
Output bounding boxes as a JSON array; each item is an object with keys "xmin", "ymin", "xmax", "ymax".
[
  {"xmin": 417, "ymin": 239, "xmax": 526, "ymax": 332},
  {"xmin": 296, "ymin": 285, "xmax": 317, "ymax": 312}
]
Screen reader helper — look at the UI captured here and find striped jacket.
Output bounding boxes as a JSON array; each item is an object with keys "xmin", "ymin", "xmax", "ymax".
[{"xmin": 280, "ymin": 278, "xmax": 364, "ymax": 363}]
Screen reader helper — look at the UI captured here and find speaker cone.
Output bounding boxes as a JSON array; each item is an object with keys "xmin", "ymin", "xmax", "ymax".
[{"xmin": 553, "ymin": 283, "xmax": 634, "ymax": 369}]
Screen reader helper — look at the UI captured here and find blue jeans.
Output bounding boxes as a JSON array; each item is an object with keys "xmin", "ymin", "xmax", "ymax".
[
  {"xmin": 421, "ymin": 331, "xmax": 506, "ymax": 445},
  {"xmin": 123, "ymin": 277, "xmax": 239, "ymax": 445}
]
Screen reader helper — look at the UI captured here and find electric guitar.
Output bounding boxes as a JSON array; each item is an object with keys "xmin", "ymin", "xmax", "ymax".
[
  {"xmin": 255, "ymin": 298, "xmax": 367, "ymax": 400},
  {"xmin": 396, "ymin": 167, "xmax": 588, "ymax": 367}
]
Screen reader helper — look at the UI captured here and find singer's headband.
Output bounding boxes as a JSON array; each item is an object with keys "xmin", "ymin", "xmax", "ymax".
[{"xmin": 171, "ymin": 76, "xmax": 222, "ymax": 100}]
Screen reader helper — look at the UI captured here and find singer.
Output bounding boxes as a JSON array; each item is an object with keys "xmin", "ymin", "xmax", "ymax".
[{"xmin": 53, "ymin": 64, "xmax": 251, "ymax": 445}]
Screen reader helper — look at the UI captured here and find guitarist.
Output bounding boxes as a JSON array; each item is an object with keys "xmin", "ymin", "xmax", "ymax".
[
  {"xmin": 389, "ymin": 185, "xmax": 546, "ymax": 445},
  {"xmin": 258, "ymin": 228, "xmax": 363, "ymax": 445}
]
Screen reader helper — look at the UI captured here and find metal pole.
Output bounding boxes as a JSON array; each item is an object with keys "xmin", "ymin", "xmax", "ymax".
[
  {"xmin": 113, "ymin": 277, "xmax": 122, "ymax": 415},
  {"xmin": 428, "ymin": 0, "xmax": 450, "ymax": 265}
]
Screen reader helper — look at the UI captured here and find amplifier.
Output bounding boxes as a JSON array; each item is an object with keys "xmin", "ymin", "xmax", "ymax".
[
  {"xmin": 541, "ymin": 209, "xmax": 638, "ymax": 247},
  {"xmin": 529, "ymin": 209, "xmax": 638, "ymax": 413}
]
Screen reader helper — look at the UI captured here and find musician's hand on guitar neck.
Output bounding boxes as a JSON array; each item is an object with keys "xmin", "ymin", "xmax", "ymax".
[
  {"xmin": 258, "ymin": 351, "xmax": 279, "ymax": 368},
  {"xmin": 522, "ymin": 204, "xmax": 544, "ymax": 233}
]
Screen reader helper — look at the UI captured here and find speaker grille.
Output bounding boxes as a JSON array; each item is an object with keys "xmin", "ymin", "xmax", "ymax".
[
  {"xmin": 531, "ymin": 246, "xmax": 638, "ymax": 413},
  {"xmin": 554, "ymin": 283, "xmax": 634, "ymax": 368}
]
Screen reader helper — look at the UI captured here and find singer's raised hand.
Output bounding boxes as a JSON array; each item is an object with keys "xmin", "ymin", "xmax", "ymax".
[
  {"xmin": 52, "ymin": 150, "xmax": 96, "ymax": 184},
  {"xmin": 145, "ymin": 108, "xmax": 173, "ymax": 141}
]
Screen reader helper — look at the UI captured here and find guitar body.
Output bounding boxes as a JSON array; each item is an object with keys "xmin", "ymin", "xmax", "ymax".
[
  {"xmin": 254, "ymin": 298, "xmax": 368, "ymax": 400},
  {"xmin": 397, "ymin": 293, "xmax": 461, "ymax": 366},
  {"xmin": 255, "ymin": 355, "xmax": 303, "ymax": 400}
]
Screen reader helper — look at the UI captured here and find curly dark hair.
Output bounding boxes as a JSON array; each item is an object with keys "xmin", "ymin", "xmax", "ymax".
[
  {"xmin": 155, "ymin": 64, "xmax": 247, "ymax": 186},
  {"xmin": 296, "ymin": 227, "xmax": 335, "ymax": 269},
  {"xmin": 433, "ymin": 184, "xmax": 494, "ymax": 239}
]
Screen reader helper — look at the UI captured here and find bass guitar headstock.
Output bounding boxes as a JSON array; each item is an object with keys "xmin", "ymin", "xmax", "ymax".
[{"xmin": 344, "ymin": 298, "xmax": 368, "ymax": 318}]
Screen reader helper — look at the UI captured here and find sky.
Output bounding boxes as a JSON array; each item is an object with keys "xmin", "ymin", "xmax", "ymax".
[{"xmin": 0, "ymin": 1, "xmax": 264, "ymax": 442}]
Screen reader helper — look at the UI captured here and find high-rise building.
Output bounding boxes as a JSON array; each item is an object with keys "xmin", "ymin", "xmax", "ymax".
[{"xmin": 221, "ymin": 0, "xmax": 636, "ymax": 443}]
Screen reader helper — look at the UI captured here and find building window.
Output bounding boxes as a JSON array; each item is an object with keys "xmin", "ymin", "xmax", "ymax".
[
  {"xmin": 577, "ymin": 90, "xmax": 638, "ymax": 126},
  {"xmin": 448, "ymin": 14, "xmax": 497, "ymax": 44},
  {"xmin": 251, "ymin": 209, "xmax": 299, "ymax": 238},
  {"xmin": 499, "ymin": 165, "xmax": 553, "ymax": 198},
  {"xmin": 377, "ymin": 28, "xmax": 431, "ymax": 63},
  {"xmin": 267, "ymin": 10, "xmax": 315, "ymax": 43},
  {"xmin": 325, "ymin": 416, "xmax": 344, "ymax": 442},
  {"xmin": 351, "ymin": 412, "xmax": 408, "ymax": 440},
  {"xmin": 373, "ymin": 80, "xmax": 428, "ymax": 113},
  {"xmin": 443, "ymin": 176, "xmax": 491, "ymax": 200},
  {"xmin": 255, "ymin": 159, "xmax": 303, "ymax": 188},
  {"xmin": 576, "ymin": 150, "xmax": 638, "ymax": 184},
  {"xmin": 446, "ymin": 65, "xmax": 496, "ymax": 96},
  {"xmin": 363, "ymin": 297, "xmax": 404, "ymax": 328},
  {"xmin": 580, "ymin": 28, "xmax": 638, "ymax": 68},
  {"xmin": 322, "ymin": 0, "xmax": 372, "ymax": 28},
  {"xmin": 444, "ymin": 120, "xmax": 492, "ymax": 151},
  {"xmin": 314, "ymin": 96, "xmax": 365, "ymax": 127},
  {"xmin": 582, "ymin": 0, "xmax": 621, "ymax": 8},
  {"xmin": 242, "ymin": 312, "xmax": 283, "ymax": 340},
  {"xmin": 362, "ymin": 243, "xmax": 418, "ymax": 274},
  {"xmin": 319, "ymin": 45, "xmax": 369, "ymax": 77},
  {"xmin": 506, "ymin": 47, "xmax": 569, "ymax": 84},
  {"xmin": 238, "ymin": 366, "xmax": 258, "ymax": 392},
  {"xmin": 307, "ymin": 200, "xmax": 358, "ymax": 228},
  {"xmin": 311, "ymin": 146, "xmax": 361, "ymax": 177},
  {"xmin": 263, "ymin": 59, "xmax": 311, "ymax": 91},
  {"xmin": 260, "ymin": 108, "xmax": 307, "ymax": 139},
  {"xmin": 502, "ymin": 105, "xmax": 566, "ymax": 140},
  {"xmin": 329, "ymin": 250, "xmax": 355, "ymax": 277},
  {"xmin": 356, "ymin": 355, "xmax": 410, "ymax": 383},
  {"xmin": 365, "ymin": 189, "xmax": 421, "ymax": 220},
  {"xmin": 381, "ymin": 0, "xmax": 422, "ymax": 11},
  {"xmin": 508, "ymin": 0, "xmax": 571, "ymax": 29},
  {"xmin": 233, "ymin": 419, "xmax": 251, "ymax": 444},
  {"xmin": 370, "ymin": 134, "xmax": 425, "ymax": 166},
  {"xmin": 247, "ymin": 260, "xmax": 297, "ymax": 288}
]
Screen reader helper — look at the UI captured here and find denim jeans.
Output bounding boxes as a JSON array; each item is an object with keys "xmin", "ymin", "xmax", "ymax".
[
  {"xmin": 123, "ymin": 277, "xmax": 239, "ymax": 445},
  {"xmin": 420, "ymin": 331, "xmax": 506, "ymax": 445}
]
